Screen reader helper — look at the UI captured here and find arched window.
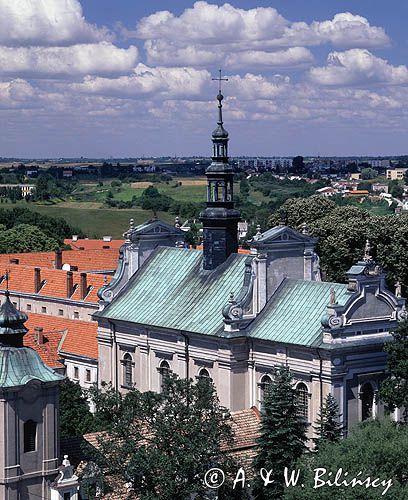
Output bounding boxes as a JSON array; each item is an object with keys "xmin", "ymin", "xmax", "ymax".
[
  {"xmin": 24, "ymin": 420, "xmax": 37, "ymax": 452},
  {"xmin": 197, "ymin": 368, "xmax": 212, "ymax": 381},
  {"xmin": 259, "ymin": 374, "xmax": 272, "ymax": 405},
  {"xmin": 122, "ymin": 353, "xmax": 133, "ymax": 387},
  {"xmin": 297, "ymin": 383, "xmax": 309, "ymax": 420},
  {"xmin": 158, "ymin": 360, "xmax": 172, "ymax": 392},
  {"xmin": 361, "ymin": 383, "xmax": 374, "ymax": 421}
]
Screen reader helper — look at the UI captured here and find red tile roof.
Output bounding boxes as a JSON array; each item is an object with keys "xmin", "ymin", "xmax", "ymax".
[
  {"xmin": 0, "ymin": 248, "xmax": 119, "ymax": 272},
  {"xmin": 25, "ymin": 313, "xmax": 98, "ymax": 362},
  {"xmin": 24, "ymin": 314, "xmax": 65, "ymax": 369},
  {"xmin": 65, "ymin": 239, "xmax": 124, "ymax": 251},
  {"xmin": 0, "ymin": 264, "xmax": 111, "ymax": 303},
  {"xmin": 61, "ymin": 407, "xmax": 261, "ymax": 468}
]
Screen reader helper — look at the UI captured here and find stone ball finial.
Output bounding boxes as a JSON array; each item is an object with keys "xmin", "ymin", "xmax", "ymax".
[
  {"xmin": 363, "ymin": 239, "xmax": 372, "ymax": 262},
  {"xmin": 302, "ymin": 222, "xmax": 309, "ymax": 235}
]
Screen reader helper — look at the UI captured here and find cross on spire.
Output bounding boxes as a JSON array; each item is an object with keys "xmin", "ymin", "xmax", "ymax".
[{"xmin": 212, "ymin": 69, "xmax": 228, "ymax": 94}]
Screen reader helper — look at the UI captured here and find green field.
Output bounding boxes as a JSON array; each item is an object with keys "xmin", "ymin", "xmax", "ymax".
[
  {"xmin": 71, "ymin": 179, "xmax": 208, "ymax": 204},
  {"xmin": 11, "ymin": 201, "xmax": 174, "ymax": 238}
]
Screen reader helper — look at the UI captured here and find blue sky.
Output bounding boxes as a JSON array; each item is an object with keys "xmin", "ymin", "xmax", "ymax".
[{"xmin": 1, "ymin": 1, "xmax": 407, "ymax": 157}]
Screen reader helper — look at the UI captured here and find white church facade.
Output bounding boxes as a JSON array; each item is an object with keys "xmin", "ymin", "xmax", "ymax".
[{"xmin": 94, "ymin": 90, "xmax": 406, "ymax": 439}]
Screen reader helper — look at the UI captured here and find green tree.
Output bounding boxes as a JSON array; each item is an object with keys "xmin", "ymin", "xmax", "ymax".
[
  {"xmin": 291, "ymin": 156, "xmax": 305, "ymax": 174},
  {"xmin": 269, "ymin": 195, "xmax": 336, "ymax": 228},
  {"xmin": 378, "ymin": 319, "xmax": 408, "ymax": 417},
  {"xmin": 361, "ymin": 167, "xmax": 378, "ymax": 180},
  {"xmin": 35, "ymin": 173, "xmax": 57, "ymax": 201},
  {"xmin": 313, "ymin": 394, "xmax": 343, "ymax": 449},
  {"xmin": 252, "ymin": 366, "xmax": 307, "ymax": 499},
  {"xmin": 140, "ymin": 186, "xmax": 172, "ymax": 212},
  {"xmin": 90, "ymin": 375, "xmax": 244, "ymax": 500},
  {"xmin": 269, "ymin": 197, "xmax": 408, "ymax": 291},
  {"xmin": 0, "ymin": 224, "xmax": 59, "ymax": 253},
  {"xmin": 59, "ymin": 379, "xmax": 95, "ymax": 438},
  {"xmin": 284, "ymin": 419, "xmax": 408, "ymax": 500},
  {"xmin": 389, "ymin": 181, "xmax": 404, "ymax": 199},
  {"xmin": 184, "ymin": 221, "xmax": 199, "ymax": 247}
]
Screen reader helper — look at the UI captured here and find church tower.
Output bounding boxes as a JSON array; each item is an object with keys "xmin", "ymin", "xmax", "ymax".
[
  {"xmin": 0, "ymin": 291, "xmax": 64, "ymax": 500},
  {"xmin": 200, "ymin": 74, "xmax": 240, "ymax": 270}
]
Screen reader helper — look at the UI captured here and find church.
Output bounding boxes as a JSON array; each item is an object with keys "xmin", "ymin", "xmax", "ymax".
[{"xmin": 94, "ymin": 87, "xmax": 406, "ymax": 438}]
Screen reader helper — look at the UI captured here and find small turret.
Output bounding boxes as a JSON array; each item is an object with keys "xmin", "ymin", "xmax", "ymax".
[{"xmin": 0, "ymin": 290, "xmax": 28, "ymax": 347}]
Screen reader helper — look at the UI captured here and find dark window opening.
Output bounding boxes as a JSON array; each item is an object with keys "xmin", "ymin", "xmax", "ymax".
[
  {"xmin": 297, "ymin": 383, "xmax": 309, "ymax": 420},
  {"xmin": 259, "ymin": 374, "xmax": 272, "ymax": 405},
  {"xmin": 158, "ymin": 360, "xmax": 171, "ymax": 392},
  {"xmin": 361, "ymin": 383, "xmax": 374, "ymax": 421},
  {"xmin": 123, "ymin": 353, "xmax": 133, "ymax": 387},
  {"xmin": 24, "ymin": 420, "xmax": 37, "ymax": 452}
]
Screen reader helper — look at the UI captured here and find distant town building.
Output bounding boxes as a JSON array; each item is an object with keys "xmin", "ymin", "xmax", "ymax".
[
  {"xmin": 350, "ymin": 173, "xmax": 362, "ymax": 180},
  {"xmin": 387, "ymin": 168, "xmax": 407, "ymax": 181},
  {"xmin": 344, "ymin": 190, "xmax": 370, "ymax": 198},
  {"xmin": 317, "ymin": 186, "xmax": 337, "ymax": 197},
  {"xmin": 372, "ymin": 183, "xmax": 389, "ymax": 194},
  {"xmin": 238, "ymin": 158, "xmax": 292, "ymax": 170},
  {"xmin": 0, "ymin": 184, "xmax": 35, "ymax": 197},
  {"xmin": 369, "ymin": 159, "xmax": 391, "ymax": 168}
]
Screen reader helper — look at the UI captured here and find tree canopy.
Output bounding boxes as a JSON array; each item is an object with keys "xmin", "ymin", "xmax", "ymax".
[
  {"xmin": 88, "ymin": 375, "xmax": 244, "ymax": 500},
  {"xmin": 284, "ymin": 419, "xmax": 408, "ymax": 500},
  {"xmin": 270, "ymin": 196, "xmax": 408, "ymax": 290},
  {"xmin": 59, "ymin": 379, "xmax": 95, "ymax": 438},
  {"xmin": 252, "ymin": 367, "xmax": 307, "ymax": 499},
  {"xmin": 0, "ymin": 224, "xmax": 59, "ymax": 253},
  {"xmin": 378, "ymin": 319, "xmax": 408, "ymax": 416}
]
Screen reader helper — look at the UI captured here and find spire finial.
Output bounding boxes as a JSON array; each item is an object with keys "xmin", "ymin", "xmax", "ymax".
[
  {"xmin": 212, "ymin": 68, "xmax": 228, "ymax": 95},
  {"xmin": 5, "ymin": 270, "xmax": 9, "ymax": 293},
  {"xmin": 212, "ymin": 69, "xmax": 228, "ymax": 126}
]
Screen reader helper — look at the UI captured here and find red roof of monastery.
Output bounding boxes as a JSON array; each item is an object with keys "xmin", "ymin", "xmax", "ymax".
[
  {"xmin": 64, "ymin": 238, "xmax": 124, "ymax": 251},
  {"xmin": 0, "ymin": 248, "xmax": 119, "ymax": 272},
  {"xmin": 0, "ymin": 264, "xmax": 111, "ymax": 303},
  {"xmin": 24, "ymin": 312, "xmax": 98, "ymax": 362}
]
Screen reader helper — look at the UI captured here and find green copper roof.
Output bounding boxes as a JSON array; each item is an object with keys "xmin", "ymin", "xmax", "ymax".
[
  {"xmin": 0, "ymin": 291, "xmax": 28, "ymax": 336},
  {"xmin": 0, "ymin": 347, "xmax": 64, "ymax": 388},
  {"xmin": 97, "ymin": 247, "xmax": 247, "ymax": 335},
  {"xmin": 248, "ymin": 279, "xmax": 349, "ymax": 347}
]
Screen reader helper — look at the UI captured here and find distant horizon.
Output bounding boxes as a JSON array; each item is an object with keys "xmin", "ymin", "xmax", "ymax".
[{"xmin": 0, "ymin": 154, "xmax": 407, "ymax": 162}]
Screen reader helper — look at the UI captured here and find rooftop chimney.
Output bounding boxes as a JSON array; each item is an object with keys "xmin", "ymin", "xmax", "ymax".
[
  {"xmin": 80, "ymin": 272, "xmax": 88, "ymax": 300},
  {"xmin": 72, "ymin": 235, "xmax": 78, "ymax": 241},
  {"xmin": 103, "ymin": 236, "xmax": 112, "ymax": 242},
  {"xmin": 34, "ymin": 327, "xmax": 44, "ymax": 345},
  {"xmin": 55, "ymin": 248, "xmax": 63, "ymax": 270},
  {"xmin": 34, "ymin": 267, "xmax": 41, "ymax": 293},
  {"xmin": 9, "ymin": 258, "xmax": 19, "ymax": 265},
  {"xmin": 66, "ymin": 271, "xmax": 74, "ymax": 298}
]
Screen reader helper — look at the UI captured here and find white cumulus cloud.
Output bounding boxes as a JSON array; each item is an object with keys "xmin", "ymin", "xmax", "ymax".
[
  {"xmin": 73, "ymin": 64, "xmax": 211, "ymax": 98},
  {"xmin": 310, "ymin": 49, "xmax": 408, "ymax": 86},
  {"xmin": 0, "ymin": 43, "xmax": 139, "ymax": 77},
  {"xmin": 225, "ymin": 48, "xmax": 314, "ymax": 69},
  {"xmin": 0, "ymin": 0, "xmax": 110, "ymax": 46},
  {"xmin": 131, "ymin": 3, "xmax": 390, "ymax": 68}
]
